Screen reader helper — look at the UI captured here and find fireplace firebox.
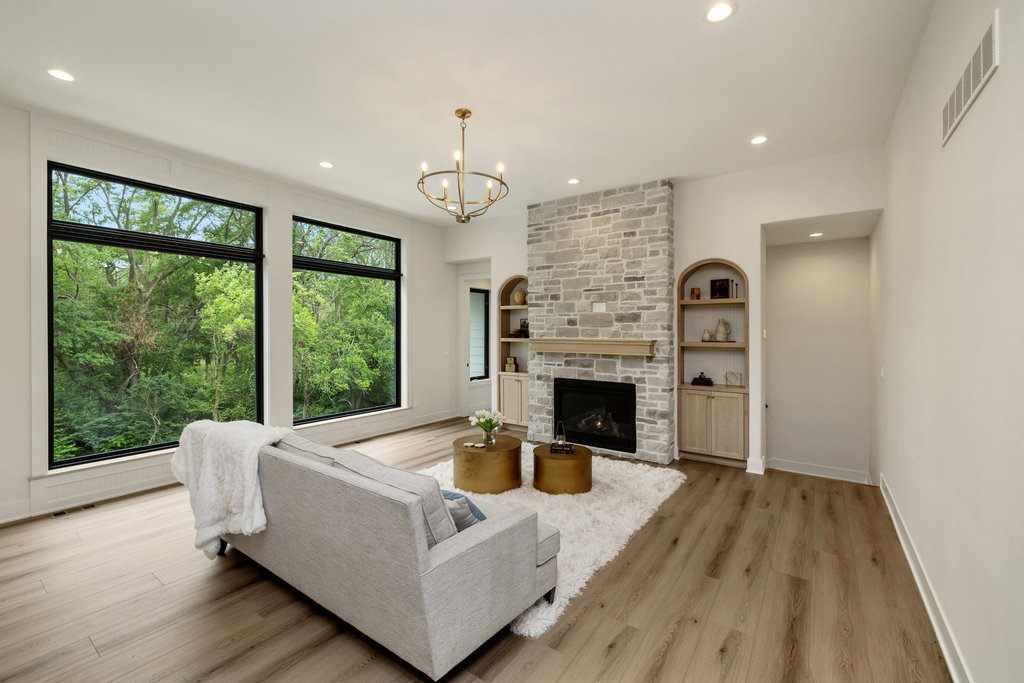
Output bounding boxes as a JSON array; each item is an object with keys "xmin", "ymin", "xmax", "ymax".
[{"xmin": 553, "ymin": 378, "xmax": 637, "ymax": 453}]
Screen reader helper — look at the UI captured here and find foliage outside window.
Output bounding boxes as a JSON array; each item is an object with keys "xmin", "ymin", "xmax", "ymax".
[
  {"xmin": 292, "ymin": 218, "xmax": 400, "ymax": 422},
  {"xmin": 469, "ymin": 288, "xmax": 489, "ymax": 380},
  {"xmin": 49, "ymin": 164, "xmax": 262, "ymax": 467}
]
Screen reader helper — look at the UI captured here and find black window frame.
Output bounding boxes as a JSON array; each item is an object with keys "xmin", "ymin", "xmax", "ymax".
[
  {"xmin": 469, "ymin": 288, "xmax": 490, "ymax": 381},
  {"xmin": 292, "ymin": 215, "xmax": 402, "ymax": 424},
  {"xmin": 47, "ymin": 162, "xmax": 265, "ymax": 469}
]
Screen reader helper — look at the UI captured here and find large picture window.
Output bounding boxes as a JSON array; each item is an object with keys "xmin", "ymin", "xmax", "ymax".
[
  {"xmin": 292, "ymin": 217, "xmax": 400, "ymax": 422},
  {"xmin": 48, "ymin": 164, "xmax": 263, "ymax": 468}
]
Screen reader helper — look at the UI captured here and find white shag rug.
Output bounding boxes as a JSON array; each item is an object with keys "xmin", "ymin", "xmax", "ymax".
[{"xmin": 419, "ymin": 443, "xmax": 686, "ymax": 637}]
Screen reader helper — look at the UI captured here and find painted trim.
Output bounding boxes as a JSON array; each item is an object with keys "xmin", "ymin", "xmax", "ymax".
[
  {"xmin": 766, "ymin": 457, "xmax": 868, "ymax": 483},
  {"xmin": 295, "ymin": 408, "xmax": 459, "ymax": 446},
  {"xmin": 29, "ymin": 454, "xmax": 175, "ymax": 517},
  {"xmin": 880, "ymin": 473, "xmax": 971, "ymax": 683}
]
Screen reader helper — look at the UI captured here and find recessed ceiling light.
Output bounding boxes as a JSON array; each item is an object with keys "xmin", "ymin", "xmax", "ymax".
[
  {"xmin": 809, "ymin": 232, "xmax": 824, "ymax": 238},
  {"xmin": 47, "ymin": 68, "xmax": 75, "ymax": 82},
  {"xmin": 319, "ymin": 161, "xmax": 334, "ymax": 169},
  {"xmin": 568, "ymin": 178, "xmax": 581, "ymax": 185},
  {"xmin": 750, "ymin": 135, "xmax": 768, "ymax": 145},
  {"xmin": 705, "ymin": 1, "xmax": 737, "ymax": 23}
]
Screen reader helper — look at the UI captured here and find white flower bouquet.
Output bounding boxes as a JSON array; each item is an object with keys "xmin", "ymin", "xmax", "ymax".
[{"xmin": 469, "ymin": 409, "xmax": 505, "ymax": 444}]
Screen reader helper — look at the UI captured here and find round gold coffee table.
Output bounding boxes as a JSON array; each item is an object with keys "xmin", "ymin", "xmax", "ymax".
[
  {"xmin": 532, "ymin": 444, "xmax": 594, "ymax": 494},
  {"xmin": 452, "ymin": 434, "xmax": 522, "ymax": 494}
]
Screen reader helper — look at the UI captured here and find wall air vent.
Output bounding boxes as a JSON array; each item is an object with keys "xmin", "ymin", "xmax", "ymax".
[{"xmin": 942, "ymin": 10, "xmax": 999, "ymax": 145}]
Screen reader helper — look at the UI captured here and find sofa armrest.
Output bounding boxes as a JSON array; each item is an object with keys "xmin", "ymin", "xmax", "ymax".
[
  {"xmin": 418, "ymin": 504, "xmax": 544, "ymax": 677},
  {"xmin": 423, "ymin": 503, "xmax": 536, "ymax": 571}
]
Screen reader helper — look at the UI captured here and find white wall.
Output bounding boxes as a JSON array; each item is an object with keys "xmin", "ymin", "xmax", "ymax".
[
  {"xmin": 765, "ymin": 238, "xmax": 870, "ymax": 482},
  {"xmin": 675, "ymin": 147, "xmax": 886, "ymax": 473},
  {"xmin": 0, "ymin": 103, "xmax": 32, "ymax": 522},
  {"xmin": 0, "ymin": 105, "xmax": 458, "ymax": 522},
  {"xmin": 873, "ymin": 1, "xmax": 1024, "ymax": 680}
]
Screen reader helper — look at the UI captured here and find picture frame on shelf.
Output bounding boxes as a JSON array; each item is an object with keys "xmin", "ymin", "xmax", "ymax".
[{"xmin": 710, "ymin": 278, "xmax": 731, "ymax": 299}]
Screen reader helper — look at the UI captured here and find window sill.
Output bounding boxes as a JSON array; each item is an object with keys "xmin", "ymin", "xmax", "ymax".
[
  {"xmin": 293, "ymin": 405, "xmax": 410, "ymax": 432},
  {"xmin": 31, "ymin": 446, "xmax": 176, "ymax": 481}
]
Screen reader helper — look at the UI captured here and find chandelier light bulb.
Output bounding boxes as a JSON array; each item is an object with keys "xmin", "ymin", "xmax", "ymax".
[
  {"xmin": 421, "ymin": 162, "xmax": 428, "ymax": 172},
  {"xmin": 442, "ymin": 179, "xmax": 448, "ymax": 188},
  {"xmin": 497, "ymin": 163, "xmax": 504, "ymax": 174}
]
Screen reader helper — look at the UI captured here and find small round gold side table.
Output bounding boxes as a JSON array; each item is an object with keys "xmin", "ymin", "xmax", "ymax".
[
  {"xmin": 533, "ymin": 444, "xmax": 594, "ymax": 494},
  {"xmin": 452, "ymin": 434, "xmax": 522, "ymax": 494}
]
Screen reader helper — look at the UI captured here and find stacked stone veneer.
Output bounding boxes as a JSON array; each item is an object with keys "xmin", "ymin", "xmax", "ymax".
[{"xmin": 526, "ymin": 180, "xmax": 675, "ymax": 464}]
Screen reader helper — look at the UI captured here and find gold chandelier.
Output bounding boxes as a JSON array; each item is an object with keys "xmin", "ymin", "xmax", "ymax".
[{"xmin": 417, "ymin": 108, "xmax": 509, "ymax": 223}]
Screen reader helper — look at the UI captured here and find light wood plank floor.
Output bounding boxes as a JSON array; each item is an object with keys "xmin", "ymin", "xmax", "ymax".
[{"xmin": 0, "ymin": 418, "xmax": 950, "ymax": 681}]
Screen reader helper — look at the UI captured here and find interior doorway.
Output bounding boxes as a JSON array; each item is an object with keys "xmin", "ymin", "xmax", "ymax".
[
  {"xmin": 762, "ymin": 210, "xmax": 879, "ymax": 483},
  {"xmin": 455, "ymin": 261, "xmax": 492, "ymax": 415}
]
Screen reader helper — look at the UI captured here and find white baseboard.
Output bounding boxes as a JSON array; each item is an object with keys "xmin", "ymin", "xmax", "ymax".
[
  {"xmin": 879, "ymin": 473, "xmax": 971, "ymax": 683},
  {"xmin": 745, "ymin": 456, "xmax": 765, "ymax": 475},
  {"xmin": 766, "ymin": 457, "xmax": 868, "ymax": 483},
  {"xmin": 29, "ymin": 453, "xmax": 176, "ymax": 518}
]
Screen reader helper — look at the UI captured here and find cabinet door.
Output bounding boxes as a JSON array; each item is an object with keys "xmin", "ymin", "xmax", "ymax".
[
  {"xmin": 710, "ymin": 392, "xmax": 745, "ymax": 460},
  {"xmin": 518, "ymin": 378, "xmax": 529, "ymax": 426},
  {"xmin": 679, "ymin": 391, "xmax": 710, "ymax": 454},
  {"xmin": 499, "ymin": 375, "xmax": 522, "ymax": 424}
]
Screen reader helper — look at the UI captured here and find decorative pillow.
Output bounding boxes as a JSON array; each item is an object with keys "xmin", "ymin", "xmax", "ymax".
[{"xmin": 442, "ymin": 490, "xmax": 486, "ymax": 531}]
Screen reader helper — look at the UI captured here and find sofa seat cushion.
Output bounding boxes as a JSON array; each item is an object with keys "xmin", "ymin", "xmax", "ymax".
[
  {"xmin": 537, "ymin": 520, "xmax": 560, "ymax": 566},
  {"xmin": 276, "ymin": 433, "xmax": 457, "ymax": 547}
]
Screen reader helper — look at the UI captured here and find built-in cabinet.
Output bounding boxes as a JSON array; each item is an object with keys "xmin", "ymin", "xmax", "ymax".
[
  {"xmin": 678, "ymin": 387, "xmax": 746, "ymax": 460},
  {"xmin": 499, "ymin": 374, "xmax": 530, "ymax": 425},
  {"xmin": 497, "ymin": 275, "xmax": 529, "ymax": 426},
  {"xmin": 677, "ymin": 259, "xmax": 749, "ymax": 461}
]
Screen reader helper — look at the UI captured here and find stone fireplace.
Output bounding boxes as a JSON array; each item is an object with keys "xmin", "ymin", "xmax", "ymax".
[{"xmin": 526, "ymin": 180, "xmax": 675, "ymax": 464}]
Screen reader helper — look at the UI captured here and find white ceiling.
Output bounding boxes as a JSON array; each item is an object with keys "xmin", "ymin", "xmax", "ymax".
[
  {"xmin": 0, "ymin": 0, "xmax": 934, "ymax": 227},
  {"xmin": 763, "ymin": 209, "xmax": 883, "ymax": 246}
]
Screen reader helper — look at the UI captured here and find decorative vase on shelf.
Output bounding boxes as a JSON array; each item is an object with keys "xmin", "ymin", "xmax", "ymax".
[
  {"xmin": 701, "ymin": 329, "xmax": 712, "ymax": 342},
  {"xmin": 715, "ymin": 318, "xmax": 731, "ymax": 342},
  {"xmin": 513, "ymin": 289, "xmax": 527, "ymax": 305}
]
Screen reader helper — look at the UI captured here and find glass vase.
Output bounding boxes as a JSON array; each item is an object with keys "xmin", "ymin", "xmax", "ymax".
[{"xmin": 483, "ymin": 430, "xmax": 496, "ymax": 446}]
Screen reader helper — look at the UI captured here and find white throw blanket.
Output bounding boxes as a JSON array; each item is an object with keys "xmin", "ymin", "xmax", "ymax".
[{"xmin": 171, "ymin": 420, "xmax": 292, "ymax": 558}]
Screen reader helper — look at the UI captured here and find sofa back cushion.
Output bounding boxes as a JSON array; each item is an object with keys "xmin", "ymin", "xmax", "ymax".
[{"xmin": 276, "ymin": 433, "xmax": 457, "ymax": 547}]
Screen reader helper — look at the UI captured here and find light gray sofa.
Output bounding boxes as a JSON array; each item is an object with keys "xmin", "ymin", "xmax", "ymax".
[{"xmin": 222, "ymin": 433, "xmax": 559, "ymax": 681}]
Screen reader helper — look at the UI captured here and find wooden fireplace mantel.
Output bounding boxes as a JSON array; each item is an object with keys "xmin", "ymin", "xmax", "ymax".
[{"xmin": 529, "ymin": 338, "xmax": 658, "ymax": 356}]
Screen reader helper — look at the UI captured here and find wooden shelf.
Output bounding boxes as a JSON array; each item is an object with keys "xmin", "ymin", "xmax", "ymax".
[
  {"xmin": 498, "ymin": 275, "xmax": 530, "ymax": 424},
  {"xmin": 678, "ymin": 384, "xmax": 749, "ymax": 394},
  {"xmin": 530, "ymin": 338, "xmax": 657, "ymax": 356},
  {"xmin": 680, "ymin": 341, "xmax": 747, "ymax": 348},
  {"xmin": 680, "ymin": 298, "xmax": 747, "ymax": 306}
]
